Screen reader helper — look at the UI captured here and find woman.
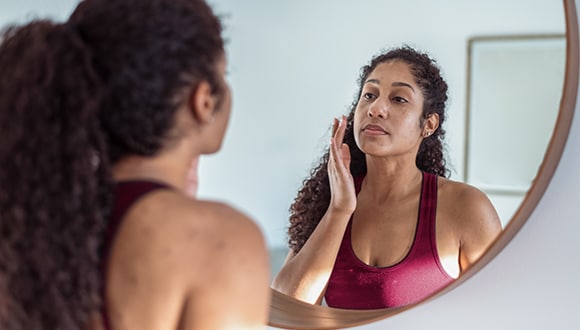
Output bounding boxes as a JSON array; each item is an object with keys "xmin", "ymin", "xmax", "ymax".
[
  {"xmin": 272, "ymin": 46, "xmax": 501, "ymax": 309},
  {"xmin": 0, "ymin": 0, "xmax": 270, "ymax": 329}
]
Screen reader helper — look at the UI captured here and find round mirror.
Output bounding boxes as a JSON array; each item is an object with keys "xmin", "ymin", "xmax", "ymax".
[{"xmin": 197, "ymin": 0, "xmax": 575, "ymax": 328}]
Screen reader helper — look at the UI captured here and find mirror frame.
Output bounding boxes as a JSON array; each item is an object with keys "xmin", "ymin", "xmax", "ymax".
[{"xmin": 268, "ymin": 0, "xmax": 579, "ymax": 328}]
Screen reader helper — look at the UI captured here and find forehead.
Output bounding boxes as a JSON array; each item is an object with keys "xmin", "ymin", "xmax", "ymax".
[{"xmin": 366, "ymin": 60, "xmax": 416, "ymax": 85}]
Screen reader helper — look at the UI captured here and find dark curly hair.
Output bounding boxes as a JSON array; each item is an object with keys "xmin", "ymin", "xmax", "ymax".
[
  {"xmin": 288, "ymin": 45, "xmax": 449, "ymax": 253},
  {"xmin": 0, "ymin": 0, "xmax": 224, "ymax": 329}
]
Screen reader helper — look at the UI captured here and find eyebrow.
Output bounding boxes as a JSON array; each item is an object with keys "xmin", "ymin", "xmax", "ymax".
[{"xmin": 365, "ymin": 79, "xmax": 416, "ymax": 93}]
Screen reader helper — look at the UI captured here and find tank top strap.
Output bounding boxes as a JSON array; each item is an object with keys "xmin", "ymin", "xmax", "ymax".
[
  {"xmin": 107, "ymin": 181, "xmax": 172, "ymax": 242},
  {"xmin": 414, "ymin": 171, "xmax": 438, "ymax": 254}
]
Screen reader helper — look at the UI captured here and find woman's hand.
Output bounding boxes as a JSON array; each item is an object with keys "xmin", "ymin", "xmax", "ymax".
[
  {"xmin": 328, "ymin": 116, "xmax": 357, "ymax": 215},
  {"xmin": 272, "ymin": 116, "xmax": 357, "ymax": 303}
]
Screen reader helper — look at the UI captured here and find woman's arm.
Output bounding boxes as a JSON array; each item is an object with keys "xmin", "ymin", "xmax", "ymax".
[
  {"xmin": 271, "ymin": 117, "xmax": 357, "ymax": 304},
  {"xmin": 272, "ymin": 207, "xmax": 353, "ymax": 304}
]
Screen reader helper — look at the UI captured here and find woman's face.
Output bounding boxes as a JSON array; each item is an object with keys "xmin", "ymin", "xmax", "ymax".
[{"xmin": 353, "ymin": 60, "xmax": 426, "ymax": 159}]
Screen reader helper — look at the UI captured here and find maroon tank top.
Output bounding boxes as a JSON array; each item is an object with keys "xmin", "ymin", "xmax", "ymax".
[
  {"xmin": 324, "ymin": 172, "xmax": 453, "ymax": 309},
  {"xmin": 101, "ymin": 181, "xmax": 172, "ymax": 329}
]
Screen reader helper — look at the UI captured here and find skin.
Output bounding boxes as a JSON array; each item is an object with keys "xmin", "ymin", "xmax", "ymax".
[
  {"xmin": 89, "ymin": 58, "xmax": 271, "ymax": 329},
  {"xmin": 186, "ymin": 156, "xmax": 199, "ymax": 197},
  {"xmin": 272, "ymin": 60, "xmax": 501, "ymax": 305}
]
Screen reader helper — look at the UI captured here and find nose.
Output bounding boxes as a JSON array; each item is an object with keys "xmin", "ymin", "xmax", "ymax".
[{"xmin": 367, "ymin": 99, "xmax": 387, "ymax": 119}]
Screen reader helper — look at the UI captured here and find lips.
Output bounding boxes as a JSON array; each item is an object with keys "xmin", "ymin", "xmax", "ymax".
[{"xmin": 362, "ymin": 124, "xmax": 388, "ymax": 134}]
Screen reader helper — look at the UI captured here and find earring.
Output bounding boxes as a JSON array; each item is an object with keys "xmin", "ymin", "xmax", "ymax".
[{"xmin": 424, "ymin": 131, "xmax": 432, "ymax": 137}]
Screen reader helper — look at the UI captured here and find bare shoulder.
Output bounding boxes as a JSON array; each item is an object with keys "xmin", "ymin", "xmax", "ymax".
[
  {"xmin": 107, "ymin": 190, "xmax": 270, "ymax": 328},
  {"xmin": 143, "ymin": 190, "xmax": 264, "ymax": 262},
  {"xmin": 437, "ymin": 177, "xmax": 500, "ymax": 225},
  {"xmin": 437, "ymin": 177, "xmax": 502, "ymax": 267},
  {"xmin": 111, "ymin": 189, "xmax": 269, "ymax": 283},
  {"xmin": 181, "ymin": 197, "xmax": 268, "ymax": 268},
  {"xmin": 156, "ymin": 193, "xmax": 270, "ymax": 328}
]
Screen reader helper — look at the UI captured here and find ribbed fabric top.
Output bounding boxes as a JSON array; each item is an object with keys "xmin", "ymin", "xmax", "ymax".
[{"xmin": 325, "ymin": 172, "xmax": 453, "ymax": 309}]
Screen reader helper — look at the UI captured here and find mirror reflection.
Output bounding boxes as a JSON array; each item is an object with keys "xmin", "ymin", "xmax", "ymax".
[
  {"xmin": 200, "ymin": 0, "xmax": 565, "ymax": 282},
  {"xmin": 198, "ymin": 0, "xmax": 565, "ymax": 313},
  {"xmin": 269, "ymin": 46, "xmax": 502, "ymax": 308}
]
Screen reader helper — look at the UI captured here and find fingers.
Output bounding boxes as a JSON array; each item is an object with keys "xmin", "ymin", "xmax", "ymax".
[
  {"xmin": 329, "ymin": 116, "xmax": 351, "ymax": 178},
  {"xmin": 330, "ymin": 116, "xmax": 347, "ymax": 147},
  {"xmin": 335, "ymin": 116, "xmax": 347, "ymax": 145},
  {"xmin": 327, "ymin": 116, "xmax": 357, "ymax": 215},
  {"xmin": 331, "ymin": 117, "xmax": 339, "ymax": 138},
  {"xmin": 340, "ymin": 143, "xmax": 351, "ymax": 169},
  {"xmin": 329, "ymin": 117, "xmax": 342, "ymax": 165}
]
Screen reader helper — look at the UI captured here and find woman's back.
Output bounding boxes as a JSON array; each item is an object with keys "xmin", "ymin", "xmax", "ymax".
[{"xmin": 102, "ymin": 183, "xmax": 269, "ymax": 329}]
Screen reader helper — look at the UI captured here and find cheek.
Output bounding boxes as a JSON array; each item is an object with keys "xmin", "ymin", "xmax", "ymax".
[
  {"xmin": 223, "ymin": 84, "xmax": 232, "ymax": 109},
  {"xmin": 352, "ymin": 107, "xmax": 365, "ymax": 142},
  {"xmin": 220, "ymin": 87, "xmax": 232, "ymax": 122},
  {"xmin": 399, "ymin": 110, "xmax": 422, "ymax": 129},
  {"xmin": 353, "ymin": 103, "xmax": 366, "ymax": 124},
  {"xmin": 212, "ymin": 88, "xmax": 232, "ymax": 143}
]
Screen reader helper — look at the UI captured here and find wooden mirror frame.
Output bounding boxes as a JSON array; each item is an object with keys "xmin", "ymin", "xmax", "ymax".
[{"xmin": 268, "ymin": 0, "xmax": 579, "ymax": 328}]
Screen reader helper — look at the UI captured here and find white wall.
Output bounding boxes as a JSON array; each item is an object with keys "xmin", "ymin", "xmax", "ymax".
[{"xmin": 0, "ymin": 0, "xmax": 75, "ymax": 24}]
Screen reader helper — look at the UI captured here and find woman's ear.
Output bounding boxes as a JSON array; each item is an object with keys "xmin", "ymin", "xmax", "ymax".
[
  {"xmin": 422, "ymin": 113, "xmax": 440, "ymax": 137},
  {"xmin": 189, "ymin": 81, "xmax": 215, "ymax": 124}
]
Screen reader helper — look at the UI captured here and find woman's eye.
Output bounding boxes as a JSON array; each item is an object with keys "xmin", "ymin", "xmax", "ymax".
[
  {"xmin": 363, "ymin": 92, "xmax": 376, "ymax": 100},
  {"xmin": 393, "ymin": 96, "xmax": 408, "ymax": 103}
]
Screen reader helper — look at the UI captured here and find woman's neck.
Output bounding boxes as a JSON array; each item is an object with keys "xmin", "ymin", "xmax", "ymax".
[
  {"xmin": 361, "ymin": 156, "xmax": 423, "ymax": 202},
  {"xmin": 112, "ymin": 139, "xmax": 199, "ymax": 194}
]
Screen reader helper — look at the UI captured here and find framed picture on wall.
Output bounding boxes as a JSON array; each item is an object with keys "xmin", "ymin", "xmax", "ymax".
[{"xmin": 464, "ymin": 34, "xmax": 566, "ymax": 195}]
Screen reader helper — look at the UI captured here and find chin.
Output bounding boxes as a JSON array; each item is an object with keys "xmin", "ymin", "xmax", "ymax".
[
  {"xmin": 206, "ymin": 147, "xmax": 221, "ymax": 155},
  {"xmin": 358, "ymin": 144, "xmax": 392, "ymax": 157},
  {"xmin": 200, "ymin": 143, "xmax": 223, "ymax": 155}
]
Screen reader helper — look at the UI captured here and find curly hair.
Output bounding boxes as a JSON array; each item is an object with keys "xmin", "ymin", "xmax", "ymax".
[
  {"xmin": 288, "ymin": 45, "xmax": 449, "ymax": 253},
  {"xmin": 0, "ymin": 0, "xmax": 224, "ymax": 329}
]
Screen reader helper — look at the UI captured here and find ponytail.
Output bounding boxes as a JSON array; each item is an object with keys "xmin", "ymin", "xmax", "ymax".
[{"xmin": 0, "ymin": 20, "xmax": 111, "ymax": 329}]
